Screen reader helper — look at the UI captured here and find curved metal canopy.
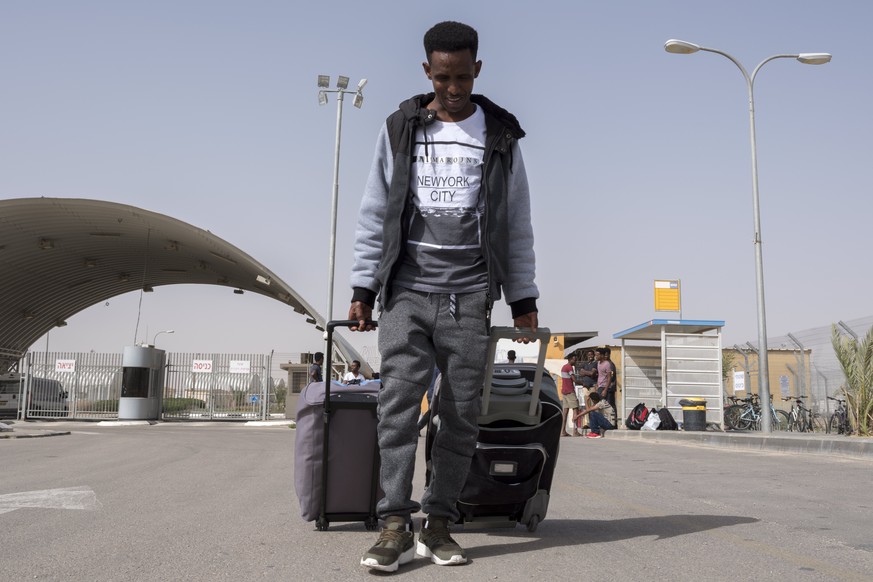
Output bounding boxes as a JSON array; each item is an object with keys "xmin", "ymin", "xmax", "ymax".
[{"xmin": 0, "ymin": 197, "xmax": 360, "ymax": 371}]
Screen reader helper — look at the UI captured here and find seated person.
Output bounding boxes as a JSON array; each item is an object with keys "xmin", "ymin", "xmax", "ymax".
[
  {"xmin": 574, "ymin": 392, "xmax": 615, "ymax": 439},
  {"xmin": 342, "ymin": 360, "xmax": 365, "ymax": 385}
]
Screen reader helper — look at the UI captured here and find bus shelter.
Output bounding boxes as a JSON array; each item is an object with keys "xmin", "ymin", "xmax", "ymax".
[{"xmin": 614, "ymin": 319, "xmax": 725, "ymax": 429}]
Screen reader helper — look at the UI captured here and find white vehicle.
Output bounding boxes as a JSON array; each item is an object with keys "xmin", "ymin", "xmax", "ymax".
[
  {"xmin": 0, "ymin": 374, "xmax": 23, "ymax": 418},
  {"xmin": 0, "ymin": 374, "xmax": 68, "ymax": 417}
]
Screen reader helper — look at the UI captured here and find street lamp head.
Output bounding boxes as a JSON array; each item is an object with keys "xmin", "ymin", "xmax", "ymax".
[
  {"xmin": 318, "ymin": 91, "xmax": 328, "ymax": 106},
  {"xmin": 664, "ymin": 39, "xmax": 701, "ymax": 55},
  {"xmin": 357, "ymin": 78, "xmax": 368, "ymax": 91},
  {"xmin": 336, "ymin": 76, "xmax": 349, "ymax": 90},
  {"xmin": 797, "ymin": 53, "xmax": 832, "ymax": 65},
  {"xmin": 353, "ymin": 92, "xmax": 364, "ymax": 108},
  {"xmin": 152, "ymin": 329, "xmax": 175, "ymax": 345},
  {"xmin": 317, "ymin": 75, "xmax": 330, "ymax": 88}
]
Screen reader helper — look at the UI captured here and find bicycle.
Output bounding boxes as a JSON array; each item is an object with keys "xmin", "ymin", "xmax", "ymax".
[
  {"xmin": 724, "ymin": 394, "xmax": 788, "ymax": 431},
  {"xmin": 827, "ymin": 396, "xmax": 852, "ymax": 435},
  {"xmin": 781, "ymin": 396, "xmax": 824, "ymax": 432}
]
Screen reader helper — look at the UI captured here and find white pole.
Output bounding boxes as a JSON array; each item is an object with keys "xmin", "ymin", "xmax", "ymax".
[{"xmin": 326, "ymin": 91, "xmax": 345, "ymax": 326}]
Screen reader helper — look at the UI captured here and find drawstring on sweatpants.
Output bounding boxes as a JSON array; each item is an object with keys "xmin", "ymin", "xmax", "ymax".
[{"xmin": 449, "ymin": 293, "xmax": 457, "ymax": 322}]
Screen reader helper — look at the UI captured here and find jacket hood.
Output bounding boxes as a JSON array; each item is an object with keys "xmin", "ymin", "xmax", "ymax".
[{"xmin": 398, "ymin": 93, "xmax": 526, "ymax": 139}]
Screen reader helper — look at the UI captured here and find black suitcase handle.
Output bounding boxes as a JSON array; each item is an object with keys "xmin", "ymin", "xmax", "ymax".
[{"xmin": 482, "ymin": 326, "xmax": 551, "ymax": 424}]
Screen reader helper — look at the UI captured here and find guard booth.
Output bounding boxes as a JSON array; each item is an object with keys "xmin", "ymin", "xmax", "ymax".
[
  {"xmin": 614, "ymin": 320, "xmax": 724, "ymax": 429},
  {"xmin": 119, "ymin": 345, "xmax": 166, "ymax": 420}
]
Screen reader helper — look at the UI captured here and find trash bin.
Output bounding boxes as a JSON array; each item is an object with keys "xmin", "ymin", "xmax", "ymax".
[{"xmin": 679, "ymin": 398, "xmax": 707, "ymax": 431}]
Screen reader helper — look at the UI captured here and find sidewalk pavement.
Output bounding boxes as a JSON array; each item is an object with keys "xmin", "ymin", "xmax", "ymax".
[
  {"xmin": 3, "ymin": 418, "xmax": 871, "ymax": 461},
  {"xmin": 602, "ymin": 427, "xmax": 873, "ymax": 461}
]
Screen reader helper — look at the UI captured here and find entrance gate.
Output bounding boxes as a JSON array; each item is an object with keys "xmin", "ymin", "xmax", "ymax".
[
  {"xmin": 16, "ymin": 351, "xmax": 278, "ymax": 421},
  {"xmin": 23, "ymin": 351, "xmax": 123, "ymax": 419},
  {"xmin": 163, "ymin": 353, "xmax": 276, "ymax": 420}
]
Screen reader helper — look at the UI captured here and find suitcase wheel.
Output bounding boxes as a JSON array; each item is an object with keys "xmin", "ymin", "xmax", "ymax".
[
  {"xmin": 365, "ymin": 517, "xmax": 379, "ymax": 531},
  {"xmin": 316, "ymin": 517, "xmax": 329, "ymax": 531},
  {"xmin": 526, "ymin": 515, "xmax": 540, "ymax": 533}
]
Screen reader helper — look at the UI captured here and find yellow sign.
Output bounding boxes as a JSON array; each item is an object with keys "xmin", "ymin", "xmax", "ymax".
[{"xmin": 654, "ymin": 280, "xmax": 681, "ymax": 311}]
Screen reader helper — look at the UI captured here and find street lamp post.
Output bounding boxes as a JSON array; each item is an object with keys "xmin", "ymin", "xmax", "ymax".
[
  {"xmin": 317, "ymin": 75, "xmax": 367, "ymax": 327},
  {"xmin": 664, "ymin": 39, "xmax": 831, "ymax": 433},
  {"xmin": 152, "ymin": 329, "xmax": 174, "ymax": 347}
]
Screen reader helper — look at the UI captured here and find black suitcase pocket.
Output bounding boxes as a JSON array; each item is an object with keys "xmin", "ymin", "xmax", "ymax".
[{"xmin": 459, "ymin": 443, "xmax": 546, "ymax": 505}]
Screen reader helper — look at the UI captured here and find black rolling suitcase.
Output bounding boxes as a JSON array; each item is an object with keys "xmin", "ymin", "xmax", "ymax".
[
  {"xmin": 294, "ymin": 320, "xmax": 382, "ymax": 531},
  {"xmin": 425, "ymin": 327, "xmax": 561, "ymax": 532}
]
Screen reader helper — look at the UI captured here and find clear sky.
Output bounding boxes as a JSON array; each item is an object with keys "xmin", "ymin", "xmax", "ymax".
[{"xmin": 2, "ymin": 0, "xmax": 870, "ymax": 366}]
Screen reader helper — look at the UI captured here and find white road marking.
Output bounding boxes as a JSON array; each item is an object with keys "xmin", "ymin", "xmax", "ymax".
[{"xmin": 0, "ymin": 486, "xmax": 101, "ymax": 515}]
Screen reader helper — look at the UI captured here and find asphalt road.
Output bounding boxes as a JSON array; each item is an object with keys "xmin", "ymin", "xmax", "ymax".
[{"xmin": 2, "ymin": 423, "xmax": 872, "ymax": 581}]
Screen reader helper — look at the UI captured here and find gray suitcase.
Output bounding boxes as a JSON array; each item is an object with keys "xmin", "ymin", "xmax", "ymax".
[{"xmin": 294, "ymin": 320, "xmax": 381, "ymax": 531}]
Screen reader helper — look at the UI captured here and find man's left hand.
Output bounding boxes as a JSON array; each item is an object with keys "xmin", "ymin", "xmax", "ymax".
[{"xmin": 513, "ymin": 312, "xmax": 538, "ymax": 343}]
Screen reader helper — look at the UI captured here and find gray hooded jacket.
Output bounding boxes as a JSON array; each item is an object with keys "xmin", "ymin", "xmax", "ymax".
[{"xmin": 350, "ymin": 93, "xmax": 538, "ymax": 319}]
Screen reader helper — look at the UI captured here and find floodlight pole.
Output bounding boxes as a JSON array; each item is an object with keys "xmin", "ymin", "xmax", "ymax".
[
  {"xmin": 317, "ymin": 76, "xmax": 366, "ymax": 327},
  {"xmin": 326, "ymin": 89, "xmax": 345, "ymax": 328},
  {"xmin": 664, "ymin": 40, "xmax": 831, "ymax": 433}
]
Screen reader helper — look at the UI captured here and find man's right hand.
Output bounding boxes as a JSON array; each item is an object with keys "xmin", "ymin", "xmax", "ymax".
[{"xmin": 348, "ymin": 301, "xmax": 375, "ymax": 332}]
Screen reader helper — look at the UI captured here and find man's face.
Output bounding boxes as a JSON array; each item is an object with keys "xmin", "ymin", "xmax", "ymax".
[
  {"xmin": 350, "ymin": 362, "xmax": 360, "ymax": 373},
  {"xmin": 594, "ymin": 352, "xmax": 602, "ymax": 362},
  {"xmin": 586, "ymin": 351, "xmax": 594, "ymax": 361},
  {"xmin": 423, "ymin": 49, "xmax": 481, "ymax": 122}
]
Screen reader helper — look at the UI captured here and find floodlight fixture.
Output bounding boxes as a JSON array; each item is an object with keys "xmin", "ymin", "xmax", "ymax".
[
  {"xmin": 357, "ymin": 78, "xmax": 368, "ymax": 91},
  {"xmin": 317, "ymin": 75, "xmax": 330, "ymax": 88},
  {"xmin": 318, "ymin": 91, "xmax": 328, "ymax": 106},
  {"xmin": 353, "ymin": 92, "xmax": 364, "ymax": 108},
  {"xmin": 336, "ymin": 76, "xmax": 349, "ymax": 90}
]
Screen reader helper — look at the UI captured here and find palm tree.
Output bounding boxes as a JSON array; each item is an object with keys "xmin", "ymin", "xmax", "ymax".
[{"xmin": 831, "ymin": 324, "xmax": 873, "ymax": 436}]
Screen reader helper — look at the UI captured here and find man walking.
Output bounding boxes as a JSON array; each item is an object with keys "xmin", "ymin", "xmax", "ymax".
[
  {"xmin": 560, "ymin": 353, "xmax": 580, "ymax": 437},
  {"xmin": 348, "ymin": 21, "xmax": 539, "ymax": 572}
]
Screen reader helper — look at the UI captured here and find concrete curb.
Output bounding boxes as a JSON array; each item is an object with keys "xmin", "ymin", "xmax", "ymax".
[
  {"xmin": 604, "ymin": 428, "xmax": 873, "ymax": 460},
  {"xmin": 0, "ymin": 430, "xmax": 71, "ymax": 439},
  {"xmin": 244, "ymin": 420, "xmax": 296, "ymax": 428}
]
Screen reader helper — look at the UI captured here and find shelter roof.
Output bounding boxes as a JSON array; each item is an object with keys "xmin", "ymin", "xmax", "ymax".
[
  {"xmin": 613, "ymin": 319, "xmax": 725, "ymax": 342},
  {"xmin": 0, "ymin": 198, "xmax": 360, "ymax": 370}
]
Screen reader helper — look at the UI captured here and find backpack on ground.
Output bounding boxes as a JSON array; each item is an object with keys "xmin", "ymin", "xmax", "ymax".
[
  {"xmin": 625, "ymin": 403, "xmax": 649, "ymax": 430},
  {"xmin": 656, "ymin": 407, "xmax": 679, "ymax": 430}
]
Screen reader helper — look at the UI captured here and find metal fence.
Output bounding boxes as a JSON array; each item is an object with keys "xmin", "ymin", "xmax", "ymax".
[
  {"xmin": 23, "ymin": 351, "xmax": 123, "ymax": 419},
  {"xmin": 163, "ymin": 352, "xmax": 278, "ymax": 420},
  {"xmin": 12, "ymin": 350, "xmax": 280, "ymax": 421},
  {"xmin": 742, "ymin": 315, "xmax": 873, "ymax": 418}
]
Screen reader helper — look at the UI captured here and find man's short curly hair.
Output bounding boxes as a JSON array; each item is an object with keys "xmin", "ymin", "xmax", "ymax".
[{"xmin": 423, "ymin": 21, "xmax": 478, "ymax": 61}]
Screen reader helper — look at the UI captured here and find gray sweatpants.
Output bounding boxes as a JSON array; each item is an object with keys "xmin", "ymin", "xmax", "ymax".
[{"xmin": 376, "ymin": 288, "xmax": 489, "ymax": 522}]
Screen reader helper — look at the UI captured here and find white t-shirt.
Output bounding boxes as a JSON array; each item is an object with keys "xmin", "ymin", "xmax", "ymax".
[
  {"xmin": 343, "ymin": 371, "xmax": 364, "ymax": 384},
  {"xmin": 394, "ymin": 105, "xmax": 488, "ymax": 293}
]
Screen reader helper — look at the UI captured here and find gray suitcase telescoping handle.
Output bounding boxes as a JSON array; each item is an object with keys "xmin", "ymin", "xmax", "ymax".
[
  {"xmin": 482, "ymin": 326, "xmax": 551, "ymax": 422},
  {"xmin": 324, "ymin": 320, "xmax": 378, "ymax": 413}
]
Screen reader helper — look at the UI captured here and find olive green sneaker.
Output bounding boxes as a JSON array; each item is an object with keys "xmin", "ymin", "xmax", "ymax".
[
  {"xmin": 417, "ymin": 516, "xmax": 467, "ymax": 566},
  {"xmin": 360, "ymin": 516, "xmax": 415, "ymax": 572}
]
